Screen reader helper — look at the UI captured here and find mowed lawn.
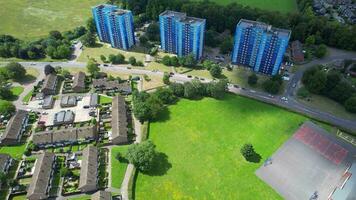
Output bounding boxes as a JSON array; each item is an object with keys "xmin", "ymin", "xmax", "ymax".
[
  {"xmin": 0, "ymin": 0, "xmax": 104, "ymax": 40},
  {"xmin": 111, "ymin": 145, "xmax": 129, "ymax": 188},
  {"xmin": 198, "ymin": 0, "xmax": 298, "ymax": 13},
  {"xmin": 135, "ymin": 94, "xmax": 307, "ymax": 199}
]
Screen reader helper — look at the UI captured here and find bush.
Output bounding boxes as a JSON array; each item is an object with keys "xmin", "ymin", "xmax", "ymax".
[
  {"xmin": 0, "ymin": 100, "xmax": 15, "ymax": 115},
  {"xmin": 162, "ymin": 55, "xmax": 171, "ymax": 66},
  {"xmin": 345, "ymin": 97, "xmax": 356, "ymax": 113},
  {"xmin": 240, "ymin": 143, "xmax": 254, "ymax": 160},
  {"xmin": 163, "ymin": 72, "xmax": 170, "ymax": 85},
  {"xmin": 209, "ymin": 64, "xmax": 222, "ymax": 78},
  {"xmin": 297, "ymin": 87, "xmax": 310, "ymax": 98},
  {"xmin": 248, "ymin": 73, "xmax": 258, "ymax": 86},
  {"xmin": 129, "ymin": 56, "xmax": 137, "ymax": 66}
]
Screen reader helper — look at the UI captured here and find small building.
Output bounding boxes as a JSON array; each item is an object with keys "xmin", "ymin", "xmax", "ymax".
[
  {"xmin": 0, "ymin": 154, "xmax": 12, "ymax": 174},
  {"xmin": 0, "ymin": 110, "xmax": 29, "ymax": 145},
  {"xmin": 110, "ymin": 95, "xmax": 128, "ymax": 144},
  {"xmin": 27, "ymin": 152, "xmax": 56, "ymax": 200},
  {"xmin": 93, "ymin": 78, "xmax": 120, "ymax": 90},
  {"xmin": 33, "ymin": 126, "xmax": 97, "ymax": 146},
  {"xmin": 35, "ymin": 92, "xmax": 45, "ymax": 100},
  {"xmin": 72, "ymin": 71, "xmax": 86, "ymax": 93},
  {"xmin": 79, "ymin": 146, "xmax": 99, "ymax": 193},
  {"xmin": 42, "ymin": 95, "xmax": 55, "ymax": 109},
  {"xmin": 118, "ymin": 82, "xmax": 132, "ymax": 95},
  {"xmin": 41, "ymin": 74, "xmax": 58, "ymax": 95},
  {"xmin": 92, "ymin": 190, "xmax": 112, "ymax": 200},
  {"xmin": 53, "ymin": 110, "xmax": 75, "ymax": 125},
  {"xmin": 291, "ymin": 40, "xmax": 304, "ymax": 63},
  {"xmin": 90, "ymin": 93, "xmax": 99, "ymax": 108},
  {"xmin": 60, "ymin": 96, "xmax": 77, "ymax": 108}
]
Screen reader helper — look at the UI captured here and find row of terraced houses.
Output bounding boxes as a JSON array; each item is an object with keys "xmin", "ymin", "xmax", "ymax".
[{"xmin": 92, "ymin": 4, "xmax": 291, "ymax": 75}]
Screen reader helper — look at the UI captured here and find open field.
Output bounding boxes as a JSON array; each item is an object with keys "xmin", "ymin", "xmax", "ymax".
[
  {"xmin": 10, "ymin": 86, "xmax": 24, "ymax": 100},
  {"xmin": 135, "ymin": 94, "xmax": 307, "ymax": 199},
  {"xmin": 0, "ymin": 143, "xmax": 27, "ymax": 159},
  {"xmin": 197, "ymin": 0, "xmax": 298, "ymax": 13},
  {"xmin": 111, "ymin": 145, "xmax": 129, "ymax": 188},
  {"xmin": 0, "ymin": 0, "xmax": 104, "ymax": 40}
]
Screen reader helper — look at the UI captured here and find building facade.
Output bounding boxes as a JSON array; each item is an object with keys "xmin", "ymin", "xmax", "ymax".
[
  {"xmin": 159, "ymin": 11, "xmax": 206, "ymax": 60},
  {"xmin": 231, "ymin": 19, "xmax": 291, "ymax": 75},
  {"xmin": 92, "ymin": 4, "xmax": 135, "ymax": 50}
]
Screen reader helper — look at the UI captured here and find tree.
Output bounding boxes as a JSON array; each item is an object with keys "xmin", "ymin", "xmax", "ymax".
[
  {"xmin": 133, "ymin": 101, "xmax": 151, "ymax": 122},
  {"xmin": 161, "ymin": 55, "xmax": 171, "ymax": 66},
  {"xmin": 169, "ymin": 83, "xmax": 184, "ymax": 97},
  {"xmin": 86, "ymin": 17, "xmax": 96, "ymax": 34},
  {"xmin": 297, "ymin": 87, "xmax": 310, "ymax": 98},
  {"xmin": 203, "ymin": 60, "xmax": 214, "ymax": 70},
  {"xmin": 44, "ymin": 64, "xmax": 55, "ymax": 75},
  {"xmin": 129, "ymin": 56, "xmax": 137, "ymax": 66},
  {"xmin": 306, "ymin": 70, "xmax": 327, "ymax": 94},
  {"xmin": 86, "ymin": 59, "xmax": 100, "ymax": 77},
  {"xmin": 5, "ymin": 62, "xmax": 26, "ymax": 80},
  {"xmin": 139, "ymin": 35, "xmax": 148, "ymax": 46},
  {"xmin": 146, "ymin": 22, "xmax": 160, "ymax": 41},
  {"xmin": 0, "ymin": 172, "xmax": 6, "ymax": 186},
  {"xmin": 109, "ymin": 53, "xmax": 125, "ymax": 64},
  {"xmin": 314, "ymin": 44, "xmax": 327, "ymax": 58},
  {"xmin": 49, "ymin": 30, "xmax": 63, "ymax": 40},
  {"xmin": 100, "ymin": 55, "xmax": 107, "ymax": 63},
  {"xmin": 56, "ymin": 44, "xmax": 71, "ymax": 59},
  {"xmin": 181, "ymin": 54, "xmax": 197, "ymax": 68},
  {"xmin": 126, "ymin": 140, "xmax": 157, "ymax": 172},
  {"xmin": 240, "ymin": 143, "xmax": 255, "ymax": 161},
  {"xmin": 8, "ymin": 179, "xmax": 18, "ymax": 188},
  {"xmin": 60, "ymin": 168, "xmax": 73, "ymax": 177},
  {"xmin": 209, "ymin": 64, "xmax": 222, "ymax": 78},
  {"xmin": 344, "ymin": 97, "xmax": 356, "ymax": 113},
  {"xmin": 329, "ymin": 81, "xmax": 355, "ymax": 103},
  {"xmin": 183, "ymin": 82, "xmax": 198, "ymax": 99},
  {"xmin": 0, "ymin": 100, "xmax": 15, "ymax": 116},
  {"xmin": 170, "ymin": 56, "xmax": 179, "ymax": 67},
  {"xmin": 248, "ymin": 73, "xmax": 258, "ymax": 86},
  {"xmin": 305, "ymin": 35, "xmax": 315, "ymax": 47},
  {"xmin": 263, "ymin": 79, "xmax": 281, "ymax": 94},
  {"xmin": 219, "ymin": 37, "xmax": 233, "ymax": 54},
  {"xmin": 205, "ymin": 29, "xmax": 220, "ymax": 47},
  {"xmin": 163, "ymin": 72, "xmax": 170, "ymax": 85},
  {"xmin": 81, "ymin": 32, "xmax": 96, "ymax": 47},
  {"xmin": 206, "ymin": 80, "xmax": 228, "ymax": 99},
  {"xmin": 154, "ymin": 88, "xmax": 176, "ymax": 104},
  {"xmin": 145, "ymin": 95, "xmax": 164, "ymax": 119}
]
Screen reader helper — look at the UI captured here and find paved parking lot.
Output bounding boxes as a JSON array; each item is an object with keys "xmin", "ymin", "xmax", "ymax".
[{"xmin": 35, "ymin": 95, "xmax": 94, "ymax": 126}]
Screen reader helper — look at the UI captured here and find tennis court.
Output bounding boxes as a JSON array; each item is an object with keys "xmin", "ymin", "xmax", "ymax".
[{"xmin": 256, "ymin": 121, "xmax": 355, "ymax": 200}]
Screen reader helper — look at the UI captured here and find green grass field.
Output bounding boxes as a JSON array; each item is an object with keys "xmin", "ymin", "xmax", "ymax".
[
  {"xmin": 0, "ymin": 0, "xmax": 104, "ymax": 40},
  {"xmin": 111, "ymin": 146, "xmax": 129, "ymax": 188},
  {"xmin": 199, "ymin": 0, "xmax": 298, "ymax": 13},
  {"xmin": 0, "ymin": 143, "xmax": 27, "ymax": 159},
  {"xmin": 135, "ymin": 94, "xmax": 307, "ymax": 199}
]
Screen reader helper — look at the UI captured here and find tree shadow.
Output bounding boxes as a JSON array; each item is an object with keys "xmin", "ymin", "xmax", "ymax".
[
  {"xmin": 16, "ymin": 74, "xmax": 36, "ymax": 84},
  {"xmin": 151, "ymin": 107, "xmax": 170, "ymax": 123},
  {"xmin": 246, "ymin": 152, "xmax": 262, "ymax": 163},
  {"xmin": 143, "ymin": 152, "xmax": 172, "ymax": 176}
]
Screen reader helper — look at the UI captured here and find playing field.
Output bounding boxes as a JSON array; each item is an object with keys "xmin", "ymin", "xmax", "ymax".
[
  {"xmin": 135, "ymin": 94, "xmax": 307, "ymax": 199},
  {"xmin": 198, "ymin": 0, "xmax": 298, "ymax": 13},
  {"xmin": 0, "ymin": 0, "xmax": 104, "ymax": 40}
]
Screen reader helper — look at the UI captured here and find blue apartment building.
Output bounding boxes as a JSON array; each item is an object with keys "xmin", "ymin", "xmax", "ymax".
[
  {"xmin": 159, "ymin": 11, "xmax": 206, "ymax": 60},
  {"xmin": 92, "ymin": 4, "xmax": 135, "ymax": 50},
  {"xmin": 231, "ymin": 19, "xmax": 291, "ymax": 75}
]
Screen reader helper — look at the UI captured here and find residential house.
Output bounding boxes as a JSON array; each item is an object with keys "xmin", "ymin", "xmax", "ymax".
[
  {"xmin": 110, "ymin": 95, "xmax": 128, "ymax": 144},
  {"xmin": 0, "ymin": 154, "xmax": 12, "ymax": 174},
  {"xmin": 92, "ymin": 190, "xmax": 112, "ymax": 200},
  {"xmin": 53, "ymin": 110, "xmax": 75, "ymax": 125},
  {"xmin": 0, "ymin": 110, "xmax": 28, "ymax": 145},
  {"xmin": 72, "ymin": 71, "xmax": 86, "ymax": 93},
  {"xmin": 79, "ymin": 146, "xmax": 99, "ymax": 193},
  {"xmin": 90, "ymin": 93, "xmax": 99, "ymax": 108},
  {"xmin": 41, "ymin": 74, "xmax": 58, "ymax": 95},
  {"xmin": 60, "ymin": 96, "xmax": 77, "ymax": 108},
  {"xmin": 27, "ymin": 152, "xmax": 56, "ymax": 200},
  {"xmin": 291, "ymin": 40, "xmax": 305, "ymax": 63},
  {"xmin": 42, "ymin": 95, "xmax": 55, "ymax": 109}
]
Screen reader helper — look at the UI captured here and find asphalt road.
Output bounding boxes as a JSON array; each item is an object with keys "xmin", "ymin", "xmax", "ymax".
[{"xmin": 2, "ymin": 48, "xmax": 356, "ymax": 133}]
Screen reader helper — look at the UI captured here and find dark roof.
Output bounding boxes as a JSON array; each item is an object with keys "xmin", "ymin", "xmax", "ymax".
[
  {"xmin": 238, "ymin": 19, "xmax": 291, "ymax": 38},
  {"xmin": 160, "ymin": 10, "xmax": 205, "ymax": 24},
  {"xmin": 1, "ymin": 110, "xmax": 28, "ymax": 143},
  {"xmin": 54, "ymin": 110, "xmax": 75, "ymax": 125},
  {"xmin": 0, "ymin": 153, "xmax": 11, "ymax": 172},
  {"xmin": 111, "ymin": 95, "xmax": 128, "ymax": 144},
  {"xmin": 42, "ymin": 74, "xmax": 57, "ymax": 91},
  {"xmin": 60, "ymin": 96, "xmax": 77, "ymax": 107},
  {"xmin": 42, "ymin": 95, "xmax": 54, "ymax": 108},
  {"xmin": 291, "ymin": 40, "xmax": 304, "ymax": 61},
  {"xmin": 27, "ymin": 152, "xmax": 56, "ymax": 200},
  {"xmin": 90, "ymin": 93, "xmax": 98, "ymax": 107},
  {"xmin": 79, "ymin": 146, "xmax": 98, "ymax": 191},
  {"xmin": 93, "ymin": 78, "xmax": 120, "ymax": 90},
  {"xmin": 73, "ymin": 71, "xmax": 86, "ymax": 90},
  {"xmin": 33, "ymin": 126, "xmax": 97, "ymax": 145},
  {"xmin": 92, "ymin": 190, "xmax": 112, "ymax": 200}
]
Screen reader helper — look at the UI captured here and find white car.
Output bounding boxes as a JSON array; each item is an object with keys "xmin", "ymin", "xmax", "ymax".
[{"xmin": 281, "ymin": 97, "xmax": 288, "ymax": 101}]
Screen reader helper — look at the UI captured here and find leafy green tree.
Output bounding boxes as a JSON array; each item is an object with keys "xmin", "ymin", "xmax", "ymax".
[
  {"xmin": 86, "ymin": 17, "xmax": 96, "ymax": 34},
  {"xmin": 305, "ymin": 35, "xmax": 315, "ymax": 47},
  {"xmin": 126, "ymin": 140, "xmax": 157, "ymax": 172},
  {"xmin": 86, "ymin": 59, "xmax": 100, "ymax": 77},
  {"xmin": 183, "ymin": 82, "xmax": 198, "ymax": 99},
  {"xmin": 162, "ymin": 55, "xmax": 171, "ymax": 66},
  {"xmin": 0, "ymin": 100, "xmax": 15, "ymax": 115},
  {"xmin": 314, "ymin": 44, "xmax": 327, "ymax": 58},
  {"xmin": 219, "ymin": 37, "xmax": 233, "ymax": 54},
  {"xmin": 100, "ymin": 55, "xmax": 107, "ymax": 63},
  {"xmin": 49, "ymin": 30, "xmax": 63, "ymax": 40},
  {"xmin": 209, "ymin": 64, "xmax": 222, "ymax": 78},
  {"xmin": 170, "ymin": 56, "xmax": 179, "ymax": 67},
  {"xmin": 206, "ymin": 80, "xmax": 228, "ymax": 99},
  {"xmin": 81, "ymin": 32, "xmax": 96, "ymax": 47},
  {"xmin": 203, "ymin": 60, "xmax": 214, "ymax": 70},
  {"xmin": 169, "ymin": 83, "xmax": 184, "ymax": 97},
  {"xmin": 0, "ymin": 172, "xmax": 7, "ymax": 186},
  {"xmin": 163, "ymin": 72, "xmax": 170, "ymax": 85},
  {"xmin": 129, "ymin": 56, "xmax": 137, "ymax": 66},
  {"xmin": 306, "ymin": 70, "xmax": 327, "ymax": 94},
  {"xmin": 329, "ymin": 81, "xmax": 355, "ymax": 103},
  {"xmin": 248, "ymin": 73, "xmax": 258, "ymax": 86},
  {"xmin": 146, "ymin": 22, "xmax": 160, "ymax": 41},
  {"xmin": 5, "ymin": 62, "xmax": 26, "ymax": 80},
  {"xmin": 146, "ymin": 95, "xmax": 164, "ymax": 119},
  {"xmin": 297, "ymin": 87, "xmax": 310, "ymax": 98},
  {"xmin": 139, "ymin": 35, "xmax": 148, "ymax": 46},
  {"xmin": 153, "ymin": 88, "xmax": 176, "ymax": 104},
  {"xmin": 263, "ymin": 79, "xmax": 281, "ymax": 94},
  {"xmin": 344, "ymin": 97, "xmax": 356, "ymax": 113},
  {"xmin": 240, "ymin": 143, "xmax": 255, "ymax": 161},
  {"xmin": 133, "ymin": 101, "xmax": 151, "ymax": 122},
  {"xmin": 205, "ymin": 29, "xmax": 220, "ymax": 47}
]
